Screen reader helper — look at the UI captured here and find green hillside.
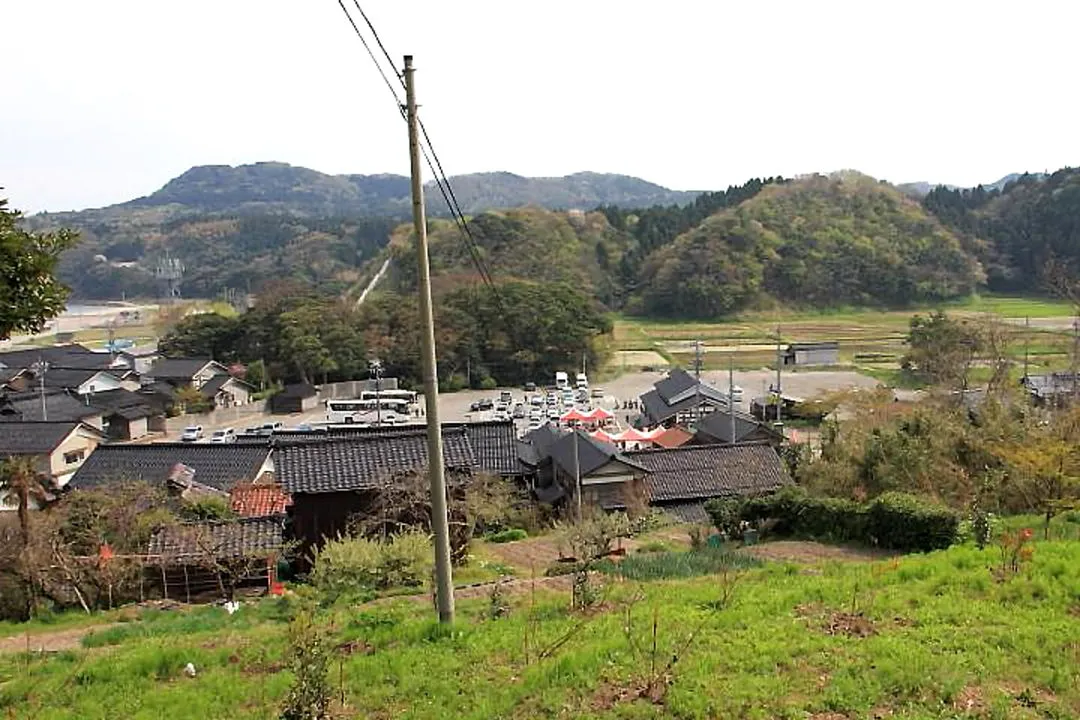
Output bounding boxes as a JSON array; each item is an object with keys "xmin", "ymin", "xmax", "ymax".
[{"xmin": 634, "ymin": 173, "xmax": 984, "ymax": 319}]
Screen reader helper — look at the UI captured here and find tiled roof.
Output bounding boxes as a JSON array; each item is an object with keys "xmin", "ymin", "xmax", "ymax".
[
  {"xmin": 273, "ymin": 421, "xmax": 519, "ymax": 477},
  {"xmin": 657, "ymin": 500, "xmax": 711, "ymax": 524},
  {"xmin": 640, "ymin": 386, "xmax": 729, "ymax": 425},
  {"xmin": 654, "ymin": 368, "xmax": 698, "ymax": 403},
  {"xmin": 148, "ymin": 516, "xmax": 285, "ymax": 558},
  {"xmin": 230, "ymin": 483, "xmax": 292, "ymax": 517},
  {"xmin": 148, "ymin": 357, "xmax": 217, "ymax": 380},
  {"xmin": 549, "ymin": 429, "xmax": 646, "ymax": 478},
  {"xmin": 652, "ymin": 426, "xmax": 693, "ymax": 449},
  {"xmin": 0, "ymin": 421, "xmax": 85, "ymax": 455},
  {"xmin": 199, "ymin": 374, "xmax": 231, "ymax": 397},
  {"xmin": 0, "ymin": 390, "xmax": 103, "ymax": 423},
  {"xmin": 627, "ymin": 443, "xmax": 791, "ymax": 503},
  {"xmin": 694, "ymin": 410, "xmax": 781, "ymax": 444},
  {"xmin": 85, "ymin": 389, "xmax": 158, "ymax": 420},
  {"xmin": 69, "ymin": 443, "xmax": 271, "ymax": 491},
  {"xmin": 40, "ymin": 367, "xmax": 108, "ymax": 389},
  {"xmin": 276, "ymin": 428, "xmax": 475, "ymax": 494},
  {"xmin": 0, "ymin": 345, "xmax": 102, "ymax": 372}
]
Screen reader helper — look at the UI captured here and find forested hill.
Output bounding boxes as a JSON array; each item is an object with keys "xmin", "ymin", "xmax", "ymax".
[
  {"xmin": 36, "ymin": 162, "xmax": 698, "ymax": 222},
  {"xmin": 922, "ymin": 167, "xmax": 1080, "ymax": 292}
]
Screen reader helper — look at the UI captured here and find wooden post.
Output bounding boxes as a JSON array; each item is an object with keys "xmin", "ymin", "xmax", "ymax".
[
  {"xmin": 161, "ymin": 564, "xmax": 168, "ymax": 600},
  {"xmin": 183, "ymin": 565, "xmax": 191, "ymax": 604}
]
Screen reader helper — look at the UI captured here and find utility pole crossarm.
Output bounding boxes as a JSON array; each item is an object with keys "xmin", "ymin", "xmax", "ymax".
[{"xmin": 404, "ymin": 55, "xmax": 455, "ymax": 623}]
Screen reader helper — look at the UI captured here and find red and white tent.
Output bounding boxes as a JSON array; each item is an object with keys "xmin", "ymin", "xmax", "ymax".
[
  {"xmin": 560, "ymin": 408, "xmax": 590, "ymax": 424},
  {"xmin": 584, "ymin": 407, "xmax": 614, "ymax": 423},
  {"xmin": 589, "ymin": 428, "xmax": 616, "ymax": 444}
]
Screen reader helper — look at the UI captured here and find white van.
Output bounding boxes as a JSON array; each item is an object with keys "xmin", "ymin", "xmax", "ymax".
[
  {"xmin": 555, "ymin": 371, "xmax": 569, "ymax": 390},
  {"xmin": 576, "ymin": 372, "xmax": 588, "ymax": 389}
]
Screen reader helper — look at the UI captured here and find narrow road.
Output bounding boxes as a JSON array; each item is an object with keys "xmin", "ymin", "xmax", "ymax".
[{"xmin": 356, "ymin": 257, "xmax": 392, "ymax": 307}]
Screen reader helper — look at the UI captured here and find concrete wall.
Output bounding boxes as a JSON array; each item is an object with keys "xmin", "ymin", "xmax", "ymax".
[{"xmin": 164, "ymin": 400, "xmax": 268, "ymax": 435}]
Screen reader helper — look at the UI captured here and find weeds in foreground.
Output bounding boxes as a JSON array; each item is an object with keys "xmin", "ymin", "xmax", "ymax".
[{"xmin": 281, "ymin": 607, "xmax": 330, "ymax": 720}]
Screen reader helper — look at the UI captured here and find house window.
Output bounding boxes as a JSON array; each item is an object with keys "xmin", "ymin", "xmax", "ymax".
[{"xmin": 63, "ymin": 449, "xmax": 85, "ymax": 465}]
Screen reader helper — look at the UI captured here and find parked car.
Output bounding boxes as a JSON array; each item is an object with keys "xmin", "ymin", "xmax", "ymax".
[
  {"xmin": 470, "ymin": 398, "xmax": 495, "ymax": 412},
  {"xmin": 523, "ymin": 382, "xmax": 537, "ymax": 392},
  {"xmin": 180, "ymin": 425, "xmax": 203, "ymax": 442},
  {"xmin": 499, "ymin": 390, "xmax": 513, "ymax": 404},
  {"xmin": 259, "ymin": 422, "xmax": 283, "ymax": 434},
  {"xmin": 512, "ymin": 403, "xmax": 526, "ymax": 419},
  {"xmin": 530, "ymin": 395, "xmax": 543, "ymax": 407},
  {"xmin": 591, "ymin": 387, "xmax": 605, "ymax": 399},
  {"xmin": 210, "ymin": 427, "xmax": 237, "ymax": 444}
]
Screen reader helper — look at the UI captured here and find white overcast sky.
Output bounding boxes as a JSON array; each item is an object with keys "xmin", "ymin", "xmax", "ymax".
[{"xmin": 3, "ymin": 0, "xmax": 1077, "ymax": 212}]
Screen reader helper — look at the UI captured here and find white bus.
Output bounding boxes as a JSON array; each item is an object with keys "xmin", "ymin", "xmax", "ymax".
[
  {"xmin": 359, "ymin": 389, "xmax": 418, "ymax": 406},
  {"xmin": 325, "ymin": 398, "xmax": 410, "ymax": 423}
]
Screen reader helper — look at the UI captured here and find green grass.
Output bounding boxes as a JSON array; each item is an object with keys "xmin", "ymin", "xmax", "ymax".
[
  {"xmin": 597, "ymin": 548, "xmax": 761, "ymax": 580},
  {"xmin": 2, "ymin": 540, "xmax": 1080, "ymax": 718}
]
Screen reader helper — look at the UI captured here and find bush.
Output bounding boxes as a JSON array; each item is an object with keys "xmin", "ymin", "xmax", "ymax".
[
  {"xmin": 865, "ymin": 492, "xmax": 959, "ymax": 552},
  {"xmin": 478, "ymin": 376, "xmax": 498, "ymax": 391},
  {"xmin": 704, "ymin": 497, "xmax": 744, "ymax": 540},
  {"xmin": 180, "ymin": 495, "xmax": 234, "ymax": 522},
  {"xmin": 310, "ymin": 531, "xmax": 432, "ymax": 599},
  {"xmin": 486, "ymin": 528, "xmax": 527, "ymax": 543},
  {"xmin": 725, "ymin": 486, "xmax": 957, "ymax": 553}
]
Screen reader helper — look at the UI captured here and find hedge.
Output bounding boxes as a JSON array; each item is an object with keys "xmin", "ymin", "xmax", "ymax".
[{"xmin": 707, "ymin": 486, "xmax": 958, "ymax": 553}]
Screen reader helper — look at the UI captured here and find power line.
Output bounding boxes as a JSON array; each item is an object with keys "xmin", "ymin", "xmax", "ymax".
[{"xmin": 333, "ymin": 0, "xmax": 504, "ymax": 303}]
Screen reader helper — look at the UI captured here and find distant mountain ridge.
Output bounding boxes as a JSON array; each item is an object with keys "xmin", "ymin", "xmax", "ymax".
[{"xmin": 58, "ymin": 161, "xmax": 699, "ymax": 220}]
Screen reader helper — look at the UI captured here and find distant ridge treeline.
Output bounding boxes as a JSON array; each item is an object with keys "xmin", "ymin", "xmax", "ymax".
[{"xmin": 24, "ymin": 163, "xmax": 1080, "ymax": 319}]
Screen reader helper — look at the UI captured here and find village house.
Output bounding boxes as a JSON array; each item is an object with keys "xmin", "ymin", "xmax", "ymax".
[
  {"xmin": 782, "ymin": 341, "xmax": 840, "ymax": 367},
  {"xmin": 0, "ymin": 389, "xmax": 105, "ymax": 430},
  {"xmin": 626, "ymin": 442, "xmax": 792, "ymax": 523},
  {"xmin": 275, "ymin": 428, "xmax": 475, "ymax": 555},
  {"xmin": 691, "ymin": 409, "xmax": 784, "ymax": 447},
  {"xmin": 639, "ymin": 368, "xmax": 732, "ymax": 427},
  {"xmin": 0, "ymin": 421, "xmax": 106, "ymax": 490},
  {"xmin": 144, "ymin": 357, "xmax": 256, "ymax": 409},
  {"xmin": 519, "ymin": 425, "xmax": 792, "ymax": 521},
  {"xmin": 68, "ymin": 442, "xmax": 273, "ymax": 493}
]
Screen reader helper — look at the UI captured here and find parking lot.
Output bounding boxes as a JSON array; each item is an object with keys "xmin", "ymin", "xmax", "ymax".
[{"xmin": 160, "ymin": 367, "xmax": 884, "ymax": 442}]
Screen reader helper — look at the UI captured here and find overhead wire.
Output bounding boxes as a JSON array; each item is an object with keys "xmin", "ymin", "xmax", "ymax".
[{"xmin": 333, "ymin": 0, "xmax": 503, "ymax": 297}]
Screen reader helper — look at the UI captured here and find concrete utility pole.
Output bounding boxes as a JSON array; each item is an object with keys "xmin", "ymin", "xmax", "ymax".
[
  {"xmin": 573, "ymin": 429, "xmax": 583, "ymax": 522},
  {"xmin": 404, "ymin": 55, "xmax": 454, "ymax": 623},
  {"xmin": 370, "ymin": 358, "xmax": 383, "ymax": 425},
  {"xmin": 774, "ymin": 326, "xmax": 782, "ymax": 426},
  {"xmin": 693, "ymin": 339, "xmax": 702, "ymax": 427},
  {"xmin": 728, "ymin": 354, "xmax": 736, "ymax": 444},
  {"xmin": 32, "ymin": 358, "xmax": 49, "ymax": 421},
  {"xmin": 1023, "ymin": 316, "xmax": 1030, "ymax": 380}
]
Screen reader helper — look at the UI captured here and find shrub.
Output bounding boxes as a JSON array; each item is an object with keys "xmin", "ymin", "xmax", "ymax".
[
  {"xmin": 729, "ymin": 487, "xmax": 957, "ymax": 553},
  {"xmin": 310, "ymin": 531, "xmax": 432, "ymax": 599},
  {"xmin": 486, "ymin": 528, "xmax": 527, "ymax": 543},
  {"xmin": 704, "ymin": 497, "xmax": 745, "ymax": 540},
  {"xmin": 478, "ymin": 376, "xmax": 498, "ymax": 391},
  {"xmin": 180, "ymin": 495, "xmax": 234, "ymax": 522},
  {"xmin": 865, "ymin": 492, "xmax": 959, "ymax": 552},
  {"xmin": 281, "ymin": 607, "xmax": 330, "ymax": 720}
]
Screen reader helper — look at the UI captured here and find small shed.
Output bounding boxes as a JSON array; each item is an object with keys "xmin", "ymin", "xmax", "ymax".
[
  {"xmin": 783, "ymin": 342, "xmax": 839, "ymax": 366},
  {"xmin": 270, "ymin": 383, "xmax": 320, "ymax": 414},
  {"xmin": 146, "ymin": 516, "xmax": 287, "ymax": 601}
]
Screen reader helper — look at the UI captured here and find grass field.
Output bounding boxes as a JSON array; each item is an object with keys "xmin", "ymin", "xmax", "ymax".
[
  {"xmin": 612, "ymin": 295, "xmax": 1078, "ymax": 374},
  {"xmin": 2, "ymin": 529, "xmax": 1079, "ymax": 719}
]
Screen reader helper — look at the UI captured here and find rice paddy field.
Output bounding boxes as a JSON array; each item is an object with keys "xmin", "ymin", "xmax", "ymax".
[
  {"xmin": 2, "ymin": 521, "xmax": 1079, "ymax": 719},
  {"xmin": 612, "ymin": 295, "xmax": 1079, "ymax": 377}
]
